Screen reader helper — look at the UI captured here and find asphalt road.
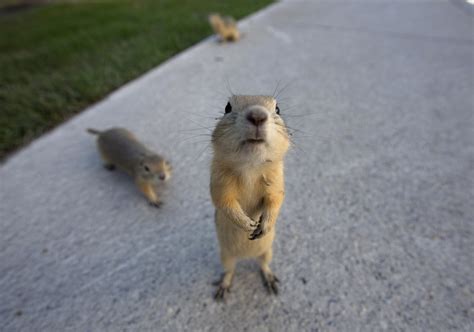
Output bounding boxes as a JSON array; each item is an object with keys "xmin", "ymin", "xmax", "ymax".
[{"xmin": 1, "ymin": 0, "xmax": 473, "ymax": 331}]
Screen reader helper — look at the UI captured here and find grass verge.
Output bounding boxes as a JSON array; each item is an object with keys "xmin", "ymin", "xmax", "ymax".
[{"xmin": 0, "ymin": 0, "xmax": 273, "ymax": 160}]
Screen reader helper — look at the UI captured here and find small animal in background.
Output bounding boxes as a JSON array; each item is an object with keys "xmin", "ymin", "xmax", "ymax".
[
  {"xmin": 208, "ymin": 13, "xmax": 240, "ymax": 42},
  {"xmin": 87, "ymin": 128, "xmax": 172, "ymax": 207}
]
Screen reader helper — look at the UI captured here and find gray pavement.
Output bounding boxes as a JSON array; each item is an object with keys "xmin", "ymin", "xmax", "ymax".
[{"xmin": 1, "ymin": 0, "xmax": 473, "ymax": 331}]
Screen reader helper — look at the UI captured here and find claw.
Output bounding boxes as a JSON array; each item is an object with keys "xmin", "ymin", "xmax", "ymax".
[
  {"xmin": 261, "ymin": 271, "xmax": 279, "ymax": 295},
  {"xmin": 249, "ymin": 215, "xmax": 266, "ymax": 240},
  {"xmin": 104, "ymin": 164, "xmax": 115, "ymax": 171},
  {"xmin": 249, "ymin": 224, "xmax": 265, "ymax": 240},
  {"xmin": 249, "ymin": 232, "xmax": 261, "ymax": 240},
  {"xmin": 149, "ymin": 201, "xmax": 163, "ymax": 208},
  {"xmin": 249, "ymin": 220, "xmax": 259, "ymax": 228},
  {"xmin": 214, "ymin": 285, "xmax": 230, "ymax": 301},
  {"xmin": 268, "ymin": 281, "xmax": 279, "ymax": 295},
  {"xmin": 246, "ymin": 221, "xmax": 259, "ymax": 233}
]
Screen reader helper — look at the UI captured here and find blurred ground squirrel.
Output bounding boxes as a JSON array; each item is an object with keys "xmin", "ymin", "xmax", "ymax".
[
  {"xmin": 208, "ymin": 13, "xmax": 240, "ymax": 42},
  {"xmin": 210, "ymin": 95, "xmax": 290, "ymax": 300},
  {"xmin": 87, "ymin": 127, "xmax": 172, "ymax": 207}
]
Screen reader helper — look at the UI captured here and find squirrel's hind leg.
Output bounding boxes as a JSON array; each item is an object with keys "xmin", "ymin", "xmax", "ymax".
[
  {"xmin": 214, "ymin": 253, "xmax": 236, "ymax": 301},
  {"xmin": 258, "ymin": 248, "xmax": 279, "ymax": 295}
]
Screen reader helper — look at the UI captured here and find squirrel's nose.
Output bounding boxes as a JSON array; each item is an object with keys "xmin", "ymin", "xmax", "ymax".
[
  {"xmin": 246, "ymin": 110, "xmax": 268, "ymax": 127},
  {"xmin": 159, "ymin": 174, "xmax": 166, "ymax": 180}
]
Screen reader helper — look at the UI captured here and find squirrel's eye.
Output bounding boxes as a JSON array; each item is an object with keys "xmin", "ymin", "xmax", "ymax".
[
  {"xmin": 225, "ymin": 102, "xmax": 232, "ymax": 114},
  {"xmin": 276, "ymin": 105, "xmax": 280, "ymax": 115},
  {"xmin": 144, "ymin": 165, "xmax": 150, "ymax": 172}
]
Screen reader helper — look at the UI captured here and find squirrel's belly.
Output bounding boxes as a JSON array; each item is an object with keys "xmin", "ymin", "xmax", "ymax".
[{"xmin": 215, "ymin": 215, "xmax": 275, "ymax": 258}]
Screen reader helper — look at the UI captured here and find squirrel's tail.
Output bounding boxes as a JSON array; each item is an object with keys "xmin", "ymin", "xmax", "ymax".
[
  {"xmin": 86, "ymin": 128, "xmax": 102, "ymax": 135},
  {"xmin": 208, "ymin": 13, "xmax": 224, "ymax": 29}
]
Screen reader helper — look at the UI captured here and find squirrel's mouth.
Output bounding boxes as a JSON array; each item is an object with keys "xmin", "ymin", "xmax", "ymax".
[{"xmin": 245, "ymin": 138, "xmax": 266, "ymax": 144}]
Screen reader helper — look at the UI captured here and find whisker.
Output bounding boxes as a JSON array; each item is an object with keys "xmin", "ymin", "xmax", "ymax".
[
  {"xmin": 178, "ymin": 135, "xmax": 212, "ymax": 145},
  {"xmin": 186, "ymin": 113, "xmax": 222, "ymax": 120},
  {"xmin": 283, "ymin": 124, "xmax": 382, "ymax": 152},
  {"xmin": 192, "ymin": 142, "xmax": 213, "ymax": 162},
  {"xmin": 180, "ymin": 133, "xmax": 213, "ymax": 139},
  {"xmin": 283, "ymin": 113, "xmax": 329, "ymax": 119},
  {"xmin": 184, "ymin": 118, "xmax": 215, "ymax": 133},
  {"xmin": 275, "ymin": 79, "xmax": 297, "ymax": 100},
  {"xmin": 272, "ymin": 79, "xmax": 282, "ymax": 98},
  {"xmin": 212, "ymin": 89, "xmax": 231, "ymax": 99},
  {"xmin": 275, "ymin": 97, "xmax": 294, "ymax": 104},
  {"xmin": 189, "ymin": 139, "xmax": 213, "ymax": 146},
  {"xmin": 179, "ymin": 127, "xmax": 214, "ymax": 133},
  {"xmin": 225, "ymin": 77, "xmax": 235, "ymax": 96}
]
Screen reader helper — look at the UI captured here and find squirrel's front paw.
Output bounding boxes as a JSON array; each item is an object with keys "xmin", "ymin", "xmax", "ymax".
[
  {"xmin": 149, "ymin": 200, "xmax": 163, "ymax": 208},
  {"xmin": 249, "ymin": 216, "xmax": 268, "ymax": 240},
  {"xmin": 244, "ymin": 218, "xmax": 259, "ymax": 232},
  {"xmin": 249, "ymin": 223, "xmax": 266, "ymax": 240}
]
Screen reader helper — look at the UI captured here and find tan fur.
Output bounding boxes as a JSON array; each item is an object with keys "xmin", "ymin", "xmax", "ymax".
[
  {"xmin": 136, "ymin": 179, "xmax": 160, "ymax": 206},
  {"xmin": 208, "ymin": 13, "xmax": 240, "ymax": 42},
  {"xmin": 87, "ymin": 127, "xmax": 172, "ymax": 207},
  {"xmin": 210, "ymin": 95, "xmax": 290, "ymax": 299}
]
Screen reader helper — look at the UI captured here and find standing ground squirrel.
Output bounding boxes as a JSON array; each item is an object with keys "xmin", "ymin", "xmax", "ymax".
[
  {"xmin": 87, "ymin": 127, "xmax": 172, "ymax": 207},
  {"xmin": 208, "ymin": 13, "xmax": 240, "ymax": 42},
  {"xmin": 210, "ymin": 95, "xmax": 290, "ymax": 300}
]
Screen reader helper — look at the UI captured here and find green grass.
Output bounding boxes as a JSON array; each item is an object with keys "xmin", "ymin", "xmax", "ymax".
[{"xmin": 0, "ymin": 0, "xmax": 273, "ymax": 160}]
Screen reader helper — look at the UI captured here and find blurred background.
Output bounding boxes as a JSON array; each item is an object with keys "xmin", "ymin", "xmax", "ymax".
[{"xmin": 0, "ymin": 0, "xmax": 272, "ymax": 160}]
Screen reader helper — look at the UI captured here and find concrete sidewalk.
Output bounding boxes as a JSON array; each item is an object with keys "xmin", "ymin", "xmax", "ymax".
[{"xmin": 1, "ymin": 0, "xmax": 473, "ymax": 330}]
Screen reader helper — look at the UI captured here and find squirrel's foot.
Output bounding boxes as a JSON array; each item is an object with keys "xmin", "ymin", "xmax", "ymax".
[
  {"xmin": 213, "ymin": 273, "xmax": 232, "ymax": 302},
  {"xmin": 104, "ymin": 164, "xmax": 115, "ymax": 171},
  {"xmin": 226, "ymin": 35, "xmax": 238, "ymax": 42},
  {"xmin": 149, "ymin": 200, "xmax": 163, "ymax": 208},
  {"xmin": 261, "ymin": 271, "xmax": 279, "ymax": 295},
  {"xmin": 214, "ymin": 284, "xmax": 230, "ymax": 301}
]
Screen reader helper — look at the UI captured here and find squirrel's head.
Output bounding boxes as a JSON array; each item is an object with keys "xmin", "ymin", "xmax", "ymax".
[
  {"xmin": 208, "ymin": 13, "xmax": 224, "ymax": 30},
  {"xmin": 212, "ymin": 95, "xmax": 290, "ymax": 166},
  {"xmin": 137, "ymin": 155, "xmax": 172, "ymax": 183}
]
